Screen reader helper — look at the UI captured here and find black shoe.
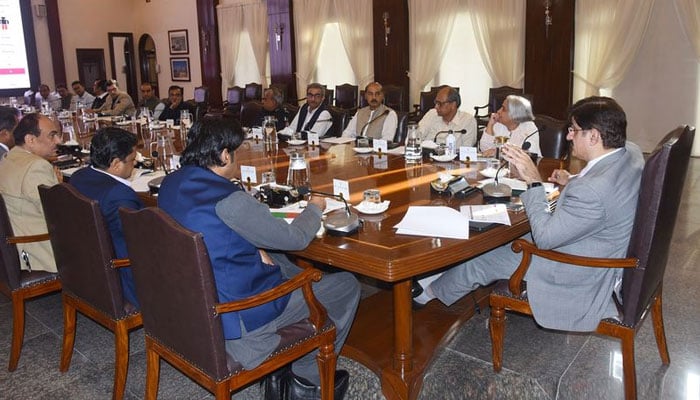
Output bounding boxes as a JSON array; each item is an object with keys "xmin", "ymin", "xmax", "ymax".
[
  {"xmin": 261, "ymin": 365, "xmax": 290, "ymax": 400},
  {"xmin": 287, "ymin": 370, "xmax": 350, "ymax": 400},
  {"xmin": 411, "ymin": 279, "xmax": 423, "ymax": 298}
]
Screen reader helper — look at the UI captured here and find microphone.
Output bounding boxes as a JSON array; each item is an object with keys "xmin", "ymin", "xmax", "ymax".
[
  {"xmin": 296, "ymin": 186, "xmax": 360, "ymax": 235},
  {"xmin": 151, "ymin": 150, "xmax": 170, "ymax": 175},
  {"xmin": 520, "ymin": 129, "xmax": 539, "ymax": 151},
  {"xmin": 481, "ymin": 160, "xmax": 512, "ymax": 204},
  {"xmin": 433, "ymin": 129, "xmax": 466, "ymax": 142},
  {"xmin": 359, "ymin": 109, "xmax": 390, "ymax": 137}
]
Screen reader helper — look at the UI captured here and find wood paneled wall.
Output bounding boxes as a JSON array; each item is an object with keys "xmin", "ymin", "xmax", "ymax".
[
  {"xmin": 268, "ymin": 0, "xmax": 298, "ymax": 102},
  {"xmin": 197, "ymin": 0, "xmax": 222, "ymax": 106},
  {"xmin": 373, "ymin": 0, "xmax": 410, "ymax": 110}
]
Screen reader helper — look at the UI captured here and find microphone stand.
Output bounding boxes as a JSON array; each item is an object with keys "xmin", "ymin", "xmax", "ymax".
[
  {"xmin": 481, "ymin": 160, "xmax": 512, "ymax": 204},
  {"xmin": 520, "ymin": 129, "xmax": 539, "ymax": 151},
  {"xmin": 297, "ymin": 187, "xmax": 360, "ymax": 235}
]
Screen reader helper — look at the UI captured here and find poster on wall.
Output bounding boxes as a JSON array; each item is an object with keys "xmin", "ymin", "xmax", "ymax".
[
  {"xmin": 0, "ymin": 0, "xmax": 31, "ymax": 90},
  {"xmin": 168, "ymin": 29, "xmax": 188, "ymax": 55},
  {"xmin": 170, "ymin": 58, "xmax": 190, "ymax": 82}
]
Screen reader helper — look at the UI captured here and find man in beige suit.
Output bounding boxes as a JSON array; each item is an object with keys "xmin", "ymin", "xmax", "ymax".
[{"xmin": 0, "ymin": 113, "xmax": 62, "ymax": 272}]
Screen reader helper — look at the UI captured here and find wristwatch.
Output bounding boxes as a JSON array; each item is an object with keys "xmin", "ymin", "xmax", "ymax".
[{"xmin": 527, "ymin": 182, "xmax": 543, "ymax": 190}]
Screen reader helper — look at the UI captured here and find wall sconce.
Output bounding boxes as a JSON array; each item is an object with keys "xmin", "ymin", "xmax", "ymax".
[
  {"xmin": 382, "ymin": 12, "xmax": 390, "ymax": 47},
  {"xmin": 201, "ymin": 31, "xmax": 210, "ymax": 56},
  {"xmin": 544, "ymin": 0, "xmax": 552, "ymax": 38},
  {"xmin": 274, "ymin": 23, "xmax": 285, "ymax": 51},
  {"xmin": 35, "ymin": 4, "xmax": 47, "ymax": 18}
]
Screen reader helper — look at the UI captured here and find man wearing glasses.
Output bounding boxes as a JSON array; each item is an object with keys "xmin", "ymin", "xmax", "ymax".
[
  {"xmin": 279, "ymin": 83, "xmax": 333, "ymax": 138},
  {"xmin": 417, "ymin": 86, "xmax": 477, "ymax": 147}
]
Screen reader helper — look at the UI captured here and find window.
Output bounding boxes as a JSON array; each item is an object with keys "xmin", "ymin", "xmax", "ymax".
[
  {"xmin": 233, "ymin": 31, "xmax": 270, "ymax": 87},
  {"xmin": 314, "ymin": 22, "xmax": 356, "ymax": 88}
]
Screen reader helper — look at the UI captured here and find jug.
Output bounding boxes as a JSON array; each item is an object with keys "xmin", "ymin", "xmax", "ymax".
[
  {"xmin": 404, "ymin": 124, "xmax": 422, "ymax": 163},
  {"xmin": 286, "ymin": 152, "xmax": 309, "ymax": 190},
  {"xmin": 263, "ymin": 116, "xmax": 278, "ymax": 144},
  {"xmin": 150, "ymin": 135, "xmax": 178, "ymax": 173}
]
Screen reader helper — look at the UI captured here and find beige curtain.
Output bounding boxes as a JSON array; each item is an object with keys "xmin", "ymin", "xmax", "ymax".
[
  {"xmin": 674, "ymin": 0, "xmax": 700, "ymax": 61},
  {"xmin": 293, "ymin": 0, "xmax": 332, "ymax": 99},
  {"xmin": 333, "ymin": 0, "xmax": 374, "ymax": 88},
  {"xmin": 467, "ymin": 0, "xmax": 525, "ymax": 87},
  {"xmin": 216, "ymin": 4, "xmax": 243, "ymax": 95},
  {"xmin": 407, "ymin": 0, "xmax": 459, "ymax": 105},
  {"xmin": 573, "ymin": 0, "xmax": 656, "ymax": 100},
  {"xmin": 242, "ymin": 1, "xmax": 269, "ymax": 85}
]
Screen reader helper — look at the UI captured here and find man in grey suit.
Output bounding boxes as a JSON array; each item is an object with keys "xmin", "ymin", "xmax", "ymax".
[
  {"xmin": 414, "ymin": 96, "xmax": 644, "ymax": 332},
  {"xmin": 0, "ymin": 106, "xmax": 19, "ymax": 160}
]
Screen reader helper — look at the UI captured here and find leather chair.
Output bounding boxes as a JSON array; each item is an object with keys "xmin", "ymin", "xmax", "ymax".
[
  {"xmin": 244, "ymin": 82, "xmax": 263, "ymax": 102},
  {"xmin": 0, "ymin": 195, "xmax": 61, "ymax": 371},
  {"xmin": 393, "ymin": 111, "xmax": 410, "ymax": 144},
  {"xmin": 193, "ymin": 86, "xmax": 210, "ymax": 121},
  {"xmin": 38, "ymin": 184, "xmax": 142, "ymax": 400},
  {"xmin": 119, "ymin": 207, "xmax": 338, "ymax": 400},
  {"xmin": 383, "ymin": 84, "xmax": 406, "ymax": 112},
  {"xmin": 224, "ymin": 86, "xmax": 245, "ymax": 118},
  {"xmin": 239, "ymin": 101, "xmax": 262, "ymax": 128},
  {"xmin": 533, "ymin": 114, "xmax": 569, "ymax": 177},
  {"xmin": 323, "ymin": 88, "xmax": 334, "ymax": 107},
  {"xmin": 334, "ymin": 83, "xmax": 358, "ymax": 110},
  {"xmin": 489, "ymin": 125, "xmax": 695, "ymax": 400},
  {"xmin": 325, "ymin": 105, "xmax": 349, "ymax": 138}
]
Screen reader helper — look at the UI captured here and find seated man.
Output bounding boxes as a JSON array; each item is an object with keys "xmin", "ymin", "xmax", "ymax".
[
  {"xmin": 0, "ymin": 106, "xmax": 19, "ymax": 160},
  {"xmin": 69, "ymin": 127, "xmax": 142, "ymax": 308},
  {"xmin": 70, "ymin": 80, "xmax": 95, "ymax": 111},
  {"xmin": 91, "ymin": 79, "xmax": 109, "ymax": 110},
  {"xmin": 0, "ymin": 114, "xmax": 62, "ymax": 272},
  {"xmin": 96, "ymin": 80, "xmax": 136, "ymax": 116},
  {"xmin": 34, "ymin": 84, "xmax": 61, "ymax": 111},
  {"xmin": 55, "ymin": 83, "xmax": 73, "ymax": 111},
  {"xmin": 415, "ymin": 96, "xmax": 644, "ymax": 332},
  {"xmin": 342, "ymin": 82, "xmax": 398, "ymax": 141},
  {"xmin": 139, "ymin": 82, "xmax": 165, "ymax": 119},
  {"xmin": 480, "ymin": 94, "xmax": 540, "ymax": 157},
  {"xmin": 256, "ymin": 86, "xmax": 289, "ymax": 131},
  {"xmin": 417, "ymin": 86, "xmax": 477, "ymax": 147},
  {"xmin": 158, "ymin": 85, "xmax": 192, "ymax": 124},
  {"xmin": 279, "ymin": 83, "xmax": 333, "ymax": 138},
  {"xmin": 158, "ymin": 118, "xmax": 359, "ymax": 400}
]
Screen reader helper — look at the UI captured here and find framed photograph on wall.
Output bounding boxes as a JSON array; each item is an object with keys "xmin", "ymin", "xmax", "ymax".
[
  {"xmin": 168, "ymin": 29, "xmax": 189, "ymax": 55},
  {"xmin": 170, "ymin": 57, "xmax": 191, "ymax": 82}
]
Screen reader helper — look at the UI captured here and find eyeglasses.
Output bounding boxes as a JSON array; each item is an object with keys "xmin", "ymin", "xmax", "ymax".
[
  {"xmin": 567, "ymin": 127, "xmax": 586, "ymax": 134},
  {"xmin": 306, "ymin": 93, "xmax": 323, "ymax": 98},
  {"xmin": 434, "ymin": 100, "xmax": 453, "ymax": 107}
]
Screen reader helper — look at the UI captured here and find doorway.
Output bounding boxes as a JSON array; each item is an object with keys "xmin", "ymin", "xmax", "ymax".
[
  {"xmin": 138, "ymin": 34, "xmax": 159, "ymax": 98},
  {"xmin": 108, "ymin": 32, "xmax": 138, "ymax": 102},
  {"xmin": 75, "ymin": 49, "xmax": 106, "ymax": 94}
]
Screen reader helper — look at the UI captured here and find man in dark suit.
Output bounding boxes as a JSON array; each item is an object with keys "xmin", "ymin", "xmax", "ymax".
[
  {"xmin": 0, "ymin": 106, "xmax": 18, "ymax": 160},
  {"xmin": 69, "ymin": 127, "xmax": 142, "ymax": 308},
  {"xmin": 158, "ymin": 85, "xmax": 193, "ymax": 124}
]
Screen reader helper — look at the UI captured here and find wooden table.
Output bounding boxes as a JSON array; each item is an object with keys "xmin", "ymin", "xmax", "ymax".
[{"xmin": 228, "ymin": 140, "xmax": 532, "ymax": 400}]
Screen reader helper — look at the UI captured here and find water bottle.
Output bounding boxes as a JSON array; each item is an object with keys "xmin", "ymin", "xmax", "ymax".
[
  {"xmin": 445, "ymin": 130, "xmax": 456, "ymax": 156},
  {"xmin": 404, "ymin": 124, "xmax": 422, "ymax": 163}
]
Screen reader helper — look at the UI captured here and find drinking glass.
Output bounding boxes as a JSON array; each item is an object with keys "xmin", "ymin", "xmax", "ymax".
[
  {"xmin": 286, "ymin": 152, "xmax": 309, "ymax": 190},
  {"xmin": 404, "ymin": 124, "xmax": 422, "ymax": 163},
  {"xmin": 263, "ymin": 116, "xmax": 278, "ymax": 144}
]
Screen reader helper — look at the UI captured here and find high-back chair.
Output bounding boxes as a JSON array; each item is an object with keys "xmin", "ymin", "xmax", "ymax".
[
  {"xmin": 0, "ymin": 195, "xmax": 61, "ymax": 371},
  {"xmin": 383, "ymin": 84, "xmax": 406, "ymax": 112},
  {"xmin": 193, "ymin": 86, "xmax": 210, "ymax": 121},
  {"xmin": 38, "ymin": 183, "xmax": 142, "ymax": 400},
  {"xmin": 244, "ymin": 82, "xmax": 263, "ymax": 102},
  {"xmin": 325, "ymin": 105, "xmax": 349, "ymax": 138},
  {"xmin": 533, "ymin": 114, "xmax": 570, "ymax": 178},
  {"xmin": 119, "ymin": 207, "xmax": 338, "ymax": 400},
  {"xmin": 489, "ymin": 125, "xmax": 695, "ymax": 400},
  {"xmin": 239, "ymin": 101, "xmax": 262, "ymax": 128},
  {"xmin": 224, "ymin": 86, "xmax": 245, "ymax": 118},
  {"xmin": 334, "ymin": 83, "xmax": 358, "ymax": 110},
  {"xmin": 394, "ymin": 111, "xmax": 410, "ymax": 144}
]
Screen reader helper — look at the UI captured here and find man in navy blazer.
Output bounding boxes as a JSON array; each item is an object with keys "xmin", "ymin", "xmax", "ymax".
[{"xmin": 70, "ymin": 127, "xmax": 142, "ymax": 308}]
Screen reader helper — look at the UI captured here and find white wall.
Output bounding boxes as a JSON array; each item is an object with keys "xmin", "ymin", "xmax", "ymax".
[
  {"xmin": 613, "ymin": 0, "xmax": 700, "ymax": 155},
  {"xmin": 33, "ymin": 0, "xmax": 202, "ymax": 100}
]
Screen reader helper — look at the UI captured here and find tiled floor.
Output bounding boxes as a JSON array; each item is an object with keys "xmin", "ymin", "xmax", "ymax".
[{"xmin": 1, "ymin": 157, "xmax": 698, "ymax": 399}]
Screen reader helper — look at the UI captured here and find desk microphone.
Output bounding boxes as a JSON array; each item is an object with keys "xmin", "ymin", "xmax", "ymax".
[
  {"xmin": 481, "ymin": 161, "xmax": 512, "ymax": 203},
  {"xmin": 296, "ymin": 186, "xmax": 360, "ymax": 235},
  {"xmin": 433, "ymin": 129, "xmax": 466, "ymax": 142},
  {"xmin": 359, "ymin": 109, "xmax": 390, "ymax": 137},
  {"xmin": 521, "ymin": 129, "xmax": 539, "ymax": 151},
  {"xmin": 151, "ymin": 150, "xmax": 170, "ymax": 175}
]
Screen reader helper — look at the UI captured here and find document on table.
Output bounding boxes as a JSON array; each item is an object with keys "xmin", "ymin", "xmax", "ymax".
[
  {"xmin": 460, "ymin": 204, "xmax": 511, "ymax": 226},
  {"xmin": 394, "ymin": 206, "xmax": 469, "ymax": 239},
  {"xmin": 321, "ymin": 136, "xmax": 355, "ymax": 144}
]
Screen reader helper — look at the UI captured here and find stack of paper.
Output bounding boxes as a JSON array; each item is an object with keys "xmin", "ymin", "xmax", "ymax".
[
  {"xmin": 394, "ymin": 206, "xmax": 469, "ymax": 239},
  {"xmin": 321, "ymin": 136, "xmax": 355, "ymax": 144},
  {"xmin": 460, "ymin": 204, "xmax": 511, "ymax": 225}
]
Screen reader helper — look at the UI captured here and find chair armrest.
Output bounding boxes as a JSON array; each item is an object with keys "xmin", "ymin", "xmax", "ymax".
[
  {"xmin": 215, "ymin": 267, "xmax": 328, "ymax": 330},
  {"xmin": 111, "ymin": 258, "xmax": 130, "ymax": 268},
  {"xmin": 6, "ymin": 233, "xmax": 50, "ymax": 244},
  {"xmin": 508, "ymin": 239, "xmax": 638, "ymax": 296}
]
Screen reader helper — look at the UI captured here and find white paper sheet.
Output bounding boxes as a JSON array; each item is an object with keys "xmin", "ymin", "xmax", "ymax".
[
  {"xmin": 394, "ymin": 206, "xmax": 469, "ymax": 239},
  {"xmin": 320, "ymin": 136, "xmax": 356, "ymax": 144},
  {"xmin": 460, "ymin": 204, "xmax": 511, "ymax": 226}
]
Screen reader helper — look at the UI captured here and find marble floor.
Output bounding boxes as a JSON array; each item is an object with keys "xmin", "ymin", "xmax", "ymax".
[{"xmin": 1, "ymin": 158, "xmax": 699, "ymax": 400}]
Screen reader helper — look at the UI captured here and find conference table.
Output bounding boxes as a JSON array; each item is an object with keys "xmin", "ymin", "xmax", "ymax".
[{"xmin": 227, "ymin": 139, "xmax": 532, "ymax": 400}]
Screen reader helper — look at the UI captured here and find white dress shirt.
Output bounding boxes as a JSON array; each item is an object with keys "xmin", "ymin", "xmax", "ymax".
[{"xmin": 417, "ymin": 108, "xmax": 477, "ymax": 147}]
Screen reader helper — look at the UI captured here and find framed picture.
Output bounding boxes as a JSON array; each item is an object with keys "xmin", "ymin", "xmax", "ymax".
[
  {"xmin": 168, "ymin": 29, "xmax": 189, "ymax": 55},
  {"xmin": 170, "ymin": 57, "xmax": 191, "ymax": 81}
]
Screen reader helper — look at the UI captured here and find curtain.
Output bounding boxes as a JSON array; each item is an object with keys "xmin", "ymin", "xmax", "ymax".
[
  {"xmin": 293, "ymin": 0, "xmax": 332, "ymax": 99},
  {"xmin": 467, "ymin": 0, "xmax": 525, "ymax": 87},
  {"xmin": 407, "ymin": 0, "xmax": 459, "ymax": 105},
  {"xmin": 242, "ymin": 2, "xmax": 269, "ymax": 85},
  {"xmin": 674, "ymin": 0, "xmax": 700, "ymax": 61},
  {"xmin": 573, "ymin": 0, "xmax": 656, "ymax": 100},
  {"xmin": 216, "ymin": 4, "xmax": 243, "ymax": 96},
  {"xmin": 333, "ymin": 0, "xmax": 374, "ymax": 88}
]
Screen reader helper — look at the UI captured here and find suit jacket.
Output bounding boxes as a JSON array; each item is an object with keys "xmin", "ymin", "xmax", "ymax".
[
  {"xmin": 158, "ymin": 165, "xmax": 290, "ymax": 340},
  {"xmin": 70, "ymin": 166, "xmax": 143, "ymax": 307},
  {"xmin": 520, "ymin": 142, "xmax": 644, "ymax": 331},
  {"xmin": 0, "ymin": 147, "xmax": 59, "ymax": 272}
]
